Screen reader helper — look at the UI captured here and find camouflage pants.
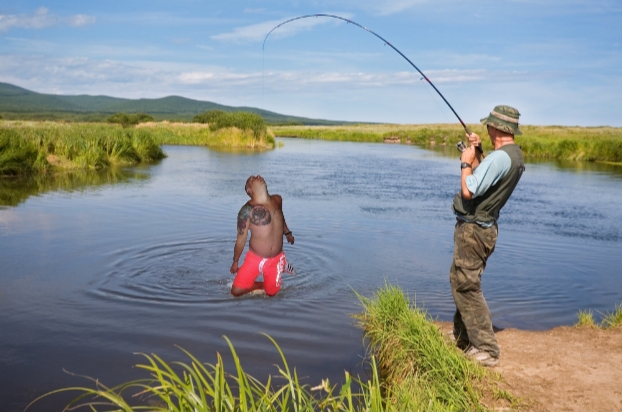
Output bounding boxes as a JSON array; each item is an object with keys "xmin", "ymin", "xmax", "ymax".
[{"xmin": 449, "ymin": 220, "xmax": 500, "ymax": 358}]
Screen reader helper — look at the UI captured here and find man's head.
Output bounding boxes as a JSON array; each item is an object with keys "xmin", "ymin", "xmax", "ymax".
[
  {"xmin": 245, "ymin": 175, "xmax": 267, "ymax": 198},
  {"xmin": 480, "ymin": 105, "xmax": 522, "ymax": 136}
]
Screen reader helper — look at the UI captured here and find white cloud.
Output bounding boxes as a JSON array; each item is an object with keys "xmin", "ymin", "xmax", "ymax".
[
  {"xmin": 211, "ymin": 14, "xmax": 352, "ymax": 43},
  {"xmin": 0, "ymin": 7, "xmax": 95, "ymax": 32}
]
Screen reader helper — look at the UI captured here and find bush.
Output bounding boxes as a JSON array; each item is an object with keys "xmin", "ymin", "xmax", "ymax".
[
  {"xmin": 107, "ymin": 113, "xmax": 154, "ymax": 128},
  {"xmin": 193, "ymin": 110, "xmax": 267, "ymax": 138}
]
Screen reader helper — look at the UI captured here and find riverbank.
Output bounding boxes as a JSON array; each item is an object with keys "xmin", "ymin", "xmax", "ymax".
[
  {"xmin": 272, "ymin": 124, "xmax": 622, "ymax": 165},
  {"xmin": 436, "ymin": 322, "xmax": 622, "ymax": 411},
  {"xmin": 0, "ymin": 121, "xmax": 275, "ymax": 176}
]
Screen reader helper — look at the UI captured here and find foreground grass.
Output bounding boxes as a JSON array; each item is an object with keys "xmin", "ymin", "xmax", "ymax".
[
  {"xmin": 273, "ymin": 124, "xmax": 622, "ymax": 164},
  {"xmin": 0, "ymin": 121, "xmax": 275, "ymax": 176},
  {"xmin": 576, "ymin": 303, "xmax": 622, "ymax": 329},
  {"xmin": 28, "ymin": 285, "xmax": 519, "ymax": 411},
  {"xmin": 28, "ymin": 334, "xmax": 386, "ymax": 412},
  {"xmin": 354, "ymin": 284, "xmax": 516, "ymax": 411}
]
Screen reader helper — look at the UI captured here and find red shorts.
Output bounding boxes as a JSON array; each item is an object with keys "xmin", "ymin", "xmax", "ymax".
[{"xmin": 233, "ymin": 250, "xmax": 287, "ymax": 296}]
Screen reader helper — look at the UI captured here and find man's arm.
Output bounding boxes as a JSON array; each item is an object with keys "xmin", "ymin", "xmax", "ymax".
[
  {"xmin": 274, "ymin": 195, "xmax": 294, "ymax": 245},
  {"xmin": 230, "ymin": 203, "xmax": 251, "ymax": 274}
]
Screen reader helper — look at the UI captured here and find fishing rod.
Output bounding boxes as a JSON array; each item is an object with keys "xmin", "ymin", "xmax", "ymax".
[{"xmin": 263, "ymin": 14, "xmax": 483, "ymax": 155}]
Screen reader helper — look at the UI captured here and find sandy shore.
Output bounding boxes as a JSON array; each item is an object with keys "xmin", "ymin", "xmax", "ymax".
[{"xmin": 438, "ymin": 322, "xmax": 622, "ymax": 411}]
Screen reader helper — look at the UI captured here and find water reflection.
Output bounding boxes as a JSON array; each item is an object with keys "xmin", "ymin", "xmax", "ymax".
[{"xmin": 0, "ymin": 167, "xmax": 152, "ymax": 207}]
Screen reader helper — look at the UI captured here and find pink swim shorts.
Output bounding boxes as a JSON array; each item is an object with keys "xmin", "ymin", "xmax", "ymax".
[{"xmin": 233, "ymin": 250, "xmax": 287, "ymax": 296}]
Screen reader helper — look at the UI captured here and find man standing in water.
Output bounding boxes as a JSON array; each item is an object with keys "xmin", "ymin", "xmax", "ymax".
[
  {"xmin": 450, "ymin": 105, "xmax": 525, "ymax": 367},
  {"xmin": 230, "ymin": 175, "xmax": 295, "ymax": 297}
]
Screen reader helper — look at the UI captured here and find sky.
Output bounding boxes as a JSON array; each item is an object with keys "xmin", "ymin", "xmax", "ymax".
[{"xmin": 1, "ymin": 1, "xmax": 621, "ymax": 126}]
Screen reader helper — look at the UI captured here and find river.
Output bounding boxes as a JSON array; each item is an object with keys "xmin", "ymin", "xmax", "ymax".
[{"xmin": 1, "ymin": 138, "xmax": 621, "ymax": 410}]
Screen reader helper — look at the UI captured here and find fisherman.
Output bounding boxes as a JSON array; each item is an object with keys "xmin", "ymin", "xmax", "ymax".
[
  {"xmin": 230, "ymin": 175, "xmax": 295, "ymax": 297},
  {"xmin": 450, "ymin": 105, "xmax": 525, "ymax": 367}
]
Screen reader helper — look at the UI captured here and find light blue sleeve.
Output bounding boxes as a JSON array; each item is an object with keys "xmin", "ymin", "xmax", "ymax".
[{"xmin": 465, "ymin": 150, "xmax": 511, "ymax": 198}]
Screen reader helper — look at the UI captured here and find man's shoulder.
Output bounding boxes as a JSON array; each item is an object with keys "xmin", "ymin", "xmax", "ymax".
[{"xmin": 271, "ymin": 194, "xmax": 283, "ymax": 205}]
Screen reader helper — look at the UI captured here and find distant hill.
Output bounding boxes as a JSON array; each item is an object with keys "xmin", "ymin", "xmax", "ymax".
[{"xmin": 0, "ymin": 82, "xmax": 351, "ymax": 125}]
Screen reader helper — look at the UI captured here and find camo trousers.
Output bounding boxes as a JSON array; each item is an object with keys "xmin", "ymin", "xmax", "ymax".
[{"xmin": 450, "ymin": 220, "xmax": 500, "ymax": 358}]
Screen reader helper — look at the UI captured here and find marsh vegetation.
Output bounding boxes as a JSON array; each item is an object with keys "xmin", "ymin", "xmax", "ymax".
[
  {"xmin": 272, "ymin": 124, "xmax": 622, "ymax": 164},
  {"xmin": 0, "ymin": 117, "xmax": 275, "ymax": 177}
]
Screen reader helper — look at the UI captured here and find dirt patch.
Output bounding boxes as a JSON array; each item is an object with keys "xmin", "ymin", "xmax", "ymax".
[{"xmin": 438, "ymin": 322, "xmax": 622, "ymax": 411}]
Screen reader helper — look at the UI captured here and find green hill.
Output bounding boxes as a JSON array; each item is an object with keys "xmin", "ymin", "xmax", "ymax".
[{"xmin": 0, "ymin": 82, "xmax": 350, "ymax": 125}]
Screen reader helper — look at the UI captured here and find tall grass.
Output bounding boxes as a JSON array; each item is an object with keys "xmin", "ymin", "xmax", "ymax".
[
  {"xmin": 354, "ymin": 283, "xmax": 515, "ymax": 411},
  {"xmin": 273, "ymin": 124, "xmax": 622, "ymax": 164},
  {"xmin": 27, "ymin": 334, "xmax": 387, "ymax": 412},
  {"xmin": 138, "ymin": 122, "xmax": 275, "ymax": 149},
  {"xmin": 0, "ymin": 122, "xmax": 165, "ymax": 175}
]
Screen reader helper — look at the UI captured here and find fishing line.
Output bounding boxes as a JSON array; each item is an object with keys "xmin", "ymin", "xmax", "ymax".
[{"xmin": 262, "ymin": 13, "xmax": 475, "ymax": 136}]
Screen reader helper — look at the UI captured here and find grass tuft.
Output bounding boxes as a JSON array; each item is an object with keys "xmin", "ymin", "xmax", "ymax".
[
  {"xmin": 575, "ymin": 309, "xmax": 597, "ymax": 328},
  {"xmin": 600, "ymin": 303, "xmax": 622, "ymax": 329}
]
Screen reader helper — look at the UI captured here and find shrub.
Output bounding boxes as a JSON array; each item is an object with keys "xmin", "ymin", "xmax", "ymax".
[
  {"xmin": 193, "ymin": 110, "xmax": 267, "ymax": 138},
  {"xmin": 107, "ymin": 113, "xmax": 154, "ymax": 128}
]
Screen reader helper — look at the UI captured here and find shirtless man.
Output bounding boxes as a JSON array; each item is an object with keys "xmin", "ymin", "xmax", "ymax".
[{"xmin": 230, "ymin": 175, "xmax": 295, "ymax": 297}]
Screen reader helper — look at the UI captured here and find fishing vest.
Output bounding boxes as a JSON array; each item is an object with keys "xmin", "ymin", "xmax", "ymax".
[{"xmin": 452, "ymin": 144, "xmax": 524, "ymax": 224}]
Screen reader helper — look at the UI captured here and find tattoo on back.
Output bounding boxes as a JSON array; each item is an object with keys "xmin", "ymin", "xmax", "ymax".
[
  {"xmin": 237, "ymin": 203, "xmax": 251, "ymax": 234},
  {"xmin": 250, "ymin": 205, "xmax": 271, "ymax": 226}
]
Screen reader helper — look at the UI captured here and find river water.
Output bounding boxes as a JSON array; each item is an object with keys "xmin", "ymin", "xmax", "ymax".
[{"xmin": 1, "ymin": 138, "xmax": 621, "ymax": 410}]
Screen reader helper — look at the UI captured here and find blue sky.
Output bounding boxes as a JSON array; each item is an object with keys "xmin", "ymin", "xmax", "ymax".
[{"xmin": 1, "ymin": 1, "xmax": 621, "ymax": 126}]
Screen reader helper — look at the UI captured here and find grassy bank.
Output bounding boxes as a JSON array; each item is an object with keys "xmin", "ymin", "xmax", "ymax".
[
  {"xmin": 354, "ymin": 284, "xmax": 515, "ymax": 411},
  {"xmin": 0, "ymin": 122, "xmax": 165, "ymax": 176},
  {"xmin": 29, "ymin": 285, "xmax": 517, "ymax": 411},
  {"xmin": 0, "ymin": 121, "xmax": 275, "ymax": 176},
  {"xmin": 272, "ymin": 124, "xmax": 622, "ymax": 164}
]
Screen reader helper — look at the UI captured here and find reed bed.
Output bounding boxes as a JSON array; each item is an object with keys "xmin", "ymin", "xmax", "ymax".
[
  {"xmin": 354, "ymin": 283, "xmax": 516, "ymax": 411},
  {"xmin": 28, "ymin": 334, "xmax": 387, "ymax": 412},
  {"xmin": 273, "ymin": 124, "xmax": 622, "ymax": 164},
  {"xmin": 0, "ymin": 121, "xmax": 275, "ymax": 176},
  {"xmin": 0, "ymin": 121, "xmax": 165, "ymax": 175}
]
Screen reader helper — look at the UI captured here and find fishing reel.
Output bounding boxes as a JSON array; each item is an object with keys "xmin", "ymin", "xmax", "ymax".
[{"xmin": 456, "ymin": 141, "xmax": 484, "ymax": 156}]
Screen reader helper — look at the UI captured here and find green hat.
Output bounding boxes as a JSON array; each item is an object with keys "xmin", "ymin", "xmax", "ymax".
[{"xmin": 480, "ymin": 105, "xmax": 522, "ymax": 135}]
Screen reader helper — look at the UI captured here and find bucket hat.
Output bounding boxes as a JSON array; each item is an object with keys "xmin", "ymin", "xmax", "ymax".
[{"xmin": 480, "ymin": 105, "xmax": 522, "ymax": 135}]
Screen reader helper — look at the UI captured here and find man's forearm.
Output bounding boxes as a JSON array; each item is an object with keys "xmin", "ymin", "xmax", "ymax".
[{"xmin": 233, "ymin": 237, "xmax": 246, "ymax": 262}]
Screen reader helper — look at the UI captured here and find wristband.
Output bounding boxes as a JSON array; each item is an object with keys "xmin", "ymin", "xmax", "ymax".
[
  {"xmin": 284, "ymin": 231, "xmax": 292, "ymax": 236},
  {"xmin": 460, "ymin": 162, "xmax": 472, "ymax": 170},
  {"xmin": 233, "ymin": 257, "xmax": 239, "ymax": 263}
]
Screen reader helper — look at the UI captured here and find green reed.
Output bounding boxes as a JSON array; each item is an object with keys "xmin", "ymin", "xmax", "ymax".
[
  {"xmin": 272, "ymin": 124, "xmax": 622, "ymax": 164},
  {"xmin": 574, "ymin": 302, "xmax": 622, "ymax": 329},
  {"xmin": 353, "ymin": 283, "xmax": 517, "ymax": 411},
  {"xmin": 0, "ymin": 122, "xmax": 165, "ymax": 176},
  {"xmin": 27, "ymin": 334, "xmax": 388, "ymax": 412},
  {"xmin": 600, "ymin": 303, "xmax": 622, "ymax": 329},
  {"xmin": 575, "ymin": 309, "xmax": 597, "ymax": 328}
]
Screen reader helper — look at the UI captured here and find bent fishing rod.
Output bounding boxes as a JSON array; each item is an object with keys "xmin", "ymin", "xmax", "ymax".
[{"xmin": 263, "ymin": 13, "xmax": 483, "ymax": 155}]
